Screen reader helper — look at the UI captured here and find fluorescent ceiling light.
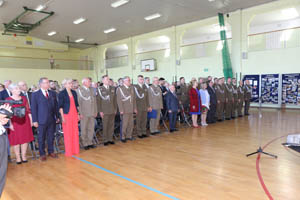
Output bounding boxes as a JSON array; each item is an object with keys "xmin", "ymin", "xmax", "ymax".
[
  {"xmin": 208, "ymin": 0, "xmax": 215, "ymax": 2},
  {"xmin": 111, "ymin": 0, "xmax": 130, "ymax": 8},
  {"xmin": 48, "ymin": 31, "xmax": 56, "ymax": 36},
  {"xmin": 281, "ymin": 8, "xmax": 299, "ymax": 20},
  {"xmin": 104, "ymin": 28, "xmax": 116, "ymax": 34},
  {"xmin": 0, "ymin": 0, "xmax": 5, "ymax": 7},
  {"xmin": 75, "ymin": 38, "xmax": 84, "ymax": 43},
  {"xmin": 73, "ymin": 17, "xmax": 86, "ymax": 25},
  {"xmin": 145, "ymin": 13, "xmax": 161, "ymax": 21},
  {"xmin": 36, "ymin": 5, "xmax": 46, "ymax": 11}
]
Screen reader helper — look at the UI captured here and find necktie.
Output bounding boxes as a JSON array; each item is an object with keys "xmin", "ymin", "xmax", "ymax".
[{"xmin": 45, "ymin": 91, "xmax": 49, "ymax": 98}]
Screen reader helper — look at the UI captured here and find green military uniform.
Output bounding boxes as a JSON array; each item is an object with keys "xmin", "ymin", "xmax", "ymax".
[
  {"xmin": 224, "ymin": 83, "xmax": 234, "ymax": 119},
  {"xmin": 77, "ymin": 86, "xmax": 98, "ymax": 147},
  {"xmin": 97, "ymin": 85, "xmax": 117, "ymax": 143},
  {"xmin": 244, "ymin": 84, "xmax": 252, "ymax": 115},
  {"xmin": 148, "ymin": 85, "xmax": 163, "ymax": 133},
  {"xmin": 237, "ymin": 85, "xmax": 244, "ymax": 116},
  {"xmin": 232, "ymin": 83, "xmax": 238, "ymax": 118},
  {"xmin": 216, "ymin": 84, "xmax": 225, "ymax": 121},
  {"xmin": 176, "ymin": 83, "xmax": 189, "ymax": 110},
  {"xmin": 134, "ymin": 84, "xmax": 150, "ymax": 137},
  {"xmin": 116, "ymin": 85, "xmax": 137, "ymax": 140}
]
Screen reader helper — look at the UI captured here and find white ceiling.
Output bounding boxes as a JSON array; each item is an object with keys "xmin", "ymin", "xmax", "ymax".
[{"xmin": 0, "ymin": 0, "xmax": 275, "ymax": 48}]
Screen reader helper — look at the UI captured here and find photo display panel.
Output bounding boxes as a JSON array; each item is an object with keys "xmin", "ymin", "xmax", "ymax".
[
  {"xmin": 261, "ymin": 74, "xmax": 279, "ymax": 104},
  {"xmin": 282, "ymin": 73, "xmax": 300, "ymax": 105}
]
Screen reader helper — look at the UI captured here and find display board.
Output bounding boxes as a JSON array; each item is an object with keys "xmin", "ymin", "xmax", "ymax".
[
  {"xmin": 243, "ymin": 75, "xmax": 260, "ymax": 103},
  {"xmin": 261, "ymin": 74, "xmax": 279, "ymax": 104},
  {"xmin": 282, "ymin": 73, "xmax": 300, "ymax": 105}
]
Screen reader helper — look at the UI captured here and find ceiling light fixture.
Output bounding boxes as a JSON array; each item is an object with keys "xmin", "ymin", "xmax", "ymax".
[
  {"xmin": 36, "ymin": 5, "xmax": 46, "ymax": 11},
  {"xmin": 73, "ymin": 17, "xmax": 86, "ymax": 25},
  {"xmin": 111, "ymin": 0, "xmax": 130, "ymax": 8},
  {"xmin": 48, "ymin": 31, "xmax": 56, "ymax": 36},
  {"xmin": 208, "ymin": 0, "xmax": 215, "ymax": 2},
  {"xmin": 144, "ymin": 13, "xmax": 161, "ymax": 21},
  {"xmin": 0, "ymin": 0, "xmax": 5, "ymax": 7},
  {"xmin": 104, "ymin": 28, "xmax": 116, "ymax": 34},
  {"xmin": 281, "ymin": 8, "xmax": 299, "ymax": 20},
  {"xmin": 75, "ymin": 38, "xmax": 84, "ymax": 43}
]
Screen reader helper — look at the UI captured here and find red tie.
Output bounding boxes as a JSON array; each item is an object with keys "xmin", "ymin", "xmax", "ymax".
[{"xmin": 45, "ymin": 91, "xmax": 49, "ymax": 98}]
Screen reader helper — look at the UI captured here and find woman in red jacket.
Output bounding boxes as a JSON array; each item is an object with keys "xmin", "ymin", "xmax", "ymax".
[{"xmin": 189, "ymin": 80, "xmax": 201, "ymax": 127}]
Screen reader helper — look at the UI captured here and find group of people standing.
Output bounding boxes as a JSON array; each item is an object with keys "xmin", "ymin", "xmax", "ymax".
[{"xmin": 0, "ymin": 75, "xmax": 252, "ymax": 165}]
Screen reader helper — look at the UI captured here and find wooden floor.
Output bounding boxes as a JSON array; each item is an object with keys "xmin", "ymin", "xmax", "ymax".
[{"xmin": 3, "ymin": 109, "xmax": 300, "ymax": 200}]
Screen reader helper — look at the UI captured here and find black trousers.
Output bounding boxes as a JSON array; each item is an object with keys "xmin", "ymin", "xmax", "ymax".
[
  {"xmin": 38, "ymin": 122, "xmax": 56, "ymax": 156},
  {"xmin": 207, "ymin": 103, "xmax": 217, "ymax": 123},
  {"xmin": 169, "ymin": 111, "xmax": 178, "ymax": 130},
  {"xmin": 0, "ymin": 134, "xmax": 8, "ymax": 198}
]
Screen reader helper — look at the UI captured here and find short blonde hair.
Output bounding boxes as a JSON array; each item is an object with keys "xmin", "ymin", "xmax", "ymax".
[{"xmin": 62, "ymin": 78, "xmax": 72, "ymax": 86}]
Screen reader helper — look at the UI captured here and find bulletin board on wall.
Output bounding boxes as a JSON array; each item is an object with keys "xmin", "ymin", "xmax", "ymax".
[
  {"xmin": 282, "ymin": 73, "xmax": 300, "ymax": 106},
  {"xmin": 243, "ymin": 75, "xmax": 260, "ymax": 103},
  {"xmin": 261, "ymin": 74, "xmax": 279, "ymax": 104}
]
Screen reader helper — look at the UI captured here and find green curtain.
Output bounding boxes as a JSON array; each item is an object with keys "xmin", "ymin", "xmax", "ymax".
[{"xmin": 218, "ymin": 13, "xmax": 233, "ymax": 79}]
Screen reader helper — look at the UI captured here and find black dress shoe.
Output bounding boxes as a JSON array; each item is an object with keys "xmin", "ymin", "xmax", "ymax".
[
  {"xmin": 170, "ymin": 130, "xmax": 174, "ymax": 133},
  {"xmin": 150, "ymin": 132, "xmax": 156, "ymax": 135},
  {"xmin": 142, "ymin": 135, "xmax": 148, "ymax": 138},
  {"xmin": 138, "ymin": 135, "xmax": 143, "ymax": 139},
  {"xmin": 231, "ymin": 116, "xmax": 236, "ymax": 119},
  {"xmin": 226, "ymin": 118, "xmax": 231, "ymax": 120},
  {"xmin": 121, "ymin": 139, "xmax": 127, "ymax": 143},
  {"xmin": 155, "ymin": 131, "xmax": 161, "ymax": 134},
  {"xmin": 89, "ymin": 145, "xmax": 96, "ymax": 149},
  {"xmin": 16, "ymin": 161, "xmax": 22, "ymax": 165},
  {"xmin": 126, "ymin": 138, "xmax": 133, "ymax": 141},
  {"xmin": 104, "ymin": 142, "xmax": 109, "ymax": 146},
  {"xmin": 109, "ymin": 141, "xmax": 115, "ymax": 145},
  {"xmin": 84, "ymin": 146, "xmax": 90, "ymax": 150},
  {"xmin": 217, "ymin": 119, "xmax": 223, "ymax": 122}
]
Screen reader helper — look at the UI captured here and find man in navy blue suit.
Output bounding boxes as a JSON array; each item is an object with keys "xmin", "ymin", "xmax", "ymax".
[
  {"xmin": 0, "ymin": 80, "xmax": 12, "ymax": 101},
  {"xmin": 165, "ymin": 84, "xmax": 180, "ymax": 132},
  {"xmin": 31, "ymin": 77, "xmax": 59, "ymax": 161}
]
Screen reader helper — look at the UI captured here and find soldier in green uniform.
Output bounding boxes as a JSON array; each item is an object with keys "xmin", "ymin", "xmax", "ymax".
[
  {"xmin": 244, "ymin": 80, "xmax": 252, "ymax": 115},
  {"xmin": 224, "ymin": 77, "xmax": 234, "ymax": 120},
  {"xmin": 134, "ymin": 75, "xmax": 151, "ymax": 138},
  {"xmin": 237, "ymin": 80, "xmax": 244, "ymax": 117},
  {"xmin": 216, "ymin": 78, "xmax": 225, "ymax": 121},
  {"xmin": 176, "ymin": 77, "xmax": 189, "ymax": 123},
  {"xmin": 231, "ymin": 78, "xmax": 238, "ymax": 118},
  {"xmin": 97, "ymin": 75, "xmax": 117, "ymax": 146},
  {"xmin": 116, "ymin": 76, "xmax": 137, "ymax": 142}
]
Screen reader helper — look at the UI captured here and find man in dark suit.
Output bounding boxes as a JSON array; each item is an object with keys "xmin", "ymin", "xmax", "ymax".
[
  {"xmin": 18, "ymin": 81, "xmax": 32, "ymax": 105},
  {"xmin": 207, "ymin": 80, "xmax": 217, "ymax": 123},
  {"xmin": 31, "ymin": 77, "xmax": 59, "ymax": 161},
  {"xmin": 165, "ymin": 85, "xmax": 179, "ymax": 132},
  {"xmin": 0, "ymin": 80, "xmax": 12, "ymax": 100}
]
